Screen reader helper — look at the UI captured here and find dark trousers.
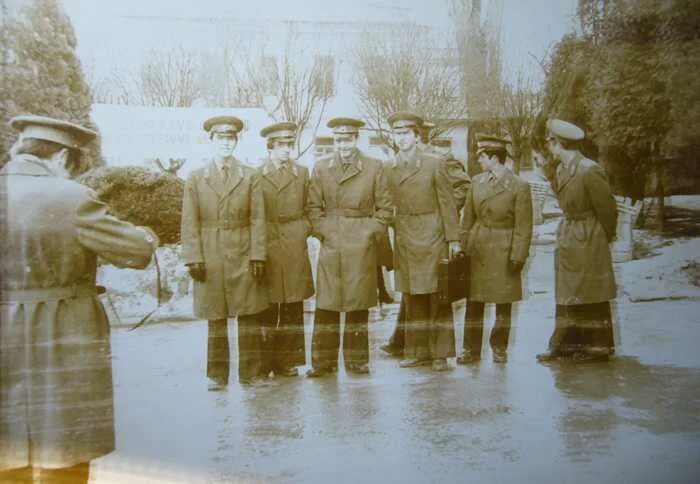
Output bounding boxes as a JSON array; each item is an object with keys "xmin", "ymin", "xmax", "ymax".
[
  {"xmin": 386, "ymin": 297, "xmax": 407, "ymax": 351},
  {"xmin": 0, "ymin": 462, "xmax": 90, "ymax": 483},
  {"xmin": 548, "ymin": 302, "xmax": 615, "ymax": 355},
  {"xmin": 463, "ymin": 301, "xmax": 512, "ymax": 355},
  {"xmin": 404, "ymin": 293, "xmax": 455, "ymax": 360},
  {"xmin": 262, "ymin": 301, "xmax": 306, "ymax": 373},
  {"xmin": 311, "ymin": 308, "xmax": 369, "ymax": 370},
  {"xmin": 207, "ymin": 312, "xmax": 268, "ymax": 384}
]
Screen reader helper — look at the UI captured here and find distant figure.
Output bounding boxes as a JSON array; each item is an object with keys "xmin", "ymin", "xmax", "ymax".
[
  {"xmin": 257, "ymin": 121, "xmax": 314, "ymax": 377},
  {"xmin": 537, "ymin": 119, "xmax": 617, "ymax": 362},
  {"xmin": 306, "ymin": 117, "xmax": 393, "ymax": 377},
  {"xmin": 0, "ymin": 115, "xmax": 158, "ymax": 483},
  {"xmin": 181, "ymin": 116, "xmax": 268, "ymax": 387},
  {"xmin": 458, "ymin": 135, "xmax": 533, "ymax": 364}
]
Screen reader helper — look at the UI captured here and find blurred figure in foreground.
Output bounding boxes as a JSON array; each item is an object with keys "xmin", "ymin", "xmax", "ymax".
[{"xmin": 0, "ymin": 115, "xmax": 158, "ymax": 483}]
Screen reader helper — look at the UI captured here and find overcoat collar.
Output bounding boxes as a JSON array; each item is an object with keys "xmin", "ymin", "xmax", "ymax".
[
  {"xmin": 477, "ymin": 169, "xmax": 512, "ymax": 206},
  {"xmin": 204, "ymin": 157, "xmax": 244, "ymax": 198},
  {"xmin": 329, "ymin": 150, "xmax": 363, "ymax": 184},
  {"xmin": 261, "ymin": 158, "xmax": 298, "ymax": 191},
  {"xmin": 393, "ymin": 148, "xmax": 422, "ymax": 184},
  {"xmin": 555, "ymin": 153, "xmax": 582, "ymax": 193},
  {"xmin": 0, "ymin": 154, "xmax": 58, "ymax": 177}
]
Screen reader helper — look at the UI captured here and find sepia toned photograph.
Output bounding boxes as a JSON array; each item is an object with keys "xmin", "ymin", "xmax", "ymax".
[{"xmin": 1, "ymin": 0, "xmax": 699, "ymax": 482}]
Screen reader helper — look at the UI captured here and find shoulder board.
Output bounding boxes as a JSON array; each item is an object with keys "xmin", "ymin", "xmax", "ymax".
[{"xmin": 579, "ymin": 157, "xmax": 599, "ymax": 169}]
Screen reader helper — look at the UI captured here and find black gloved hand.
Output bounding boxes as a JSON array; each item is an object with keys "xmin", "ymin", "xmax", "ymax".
[
  {"xmin": 251, "ymin": 261, "xmax": 265, "ymax": 281},
  {"xmin": 508, "ymin": 260, "xmax": 524, "ymax": 274},
  {"xmin": 188, "ymin": 263, "xmax": 206, "ymax": 282}
]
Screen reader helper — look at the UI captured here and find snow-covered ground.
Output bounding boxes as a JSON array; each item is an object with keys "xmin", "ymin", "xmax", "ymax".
[
  {"xmin": 618, "ymin": 237, "xmax": 700, "ymax": 302},
  {"xmin": 669, "ymin": 195, "xmax": 700, "ymax": 211}
]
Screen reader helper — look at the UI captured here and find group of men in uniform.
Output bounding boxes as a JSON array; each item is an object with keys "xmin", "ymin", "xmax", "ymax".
[
  {"xmin": 0, "ymin": 110, "xmax": 618, "ymax": 481},
  {"xmin": 180, "ymin": 112, "xmax": 620, "ymax": 389}
]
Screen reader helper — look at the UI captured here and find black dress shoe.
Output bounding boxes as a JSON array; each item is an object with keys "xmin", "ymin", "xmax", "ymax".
[
  {"xmin": 583, "ymin": 347, "xmax": 612, "ymax": 361},
  {"xmin": 348, "ymin": 363, "xmax": 370, "ymax": 374},
  {"xmin": 492, "ymin": 349, "xmax": 507, "ymax": 363},
  {"xmin": 432, "ymin": 358, "xmax": 451, "ymax": 372},
  {"xmin": 399, "ymin": 358, "xmax": 431, "ymax": 368},
  {"xmin": 536, "ymin": 350, "xmax": 559, "ymax": 362},
  {"xmin": 208, "ymin": 381, "xmax": 227, "ymax": 392},
  {"xmin": 456, "ymin": 351, "xmax": 481, "ymax": 365},
  {"xmin": 380, "ymin": 343, "xmax": 403, "ymax": 357},
  {"xmin": 279, "ymin": 367, "xmax": 299, "ymax": 377},
  {"xmin": 306, "ymin": 367, "xmax": 331, "ymax": 378}
]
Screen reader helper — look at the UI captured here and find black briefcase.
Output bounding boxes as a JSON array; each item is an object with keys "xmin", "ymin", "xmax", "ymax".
[{"xmin": 437, "ymin": 253, "xmax": 468, "ymax": 304}]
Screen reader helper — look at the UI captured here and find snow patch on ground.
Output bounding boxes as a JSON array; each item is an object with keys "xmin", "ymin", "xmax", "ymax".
[
  {"xmin": 98, "ymin": 245, "xmax": 193, "ymax": 325},
  {"xmin": 668, "ymin": 195, "xmax": 700, "ymax": 211},
  {"xmin": 617, "ymin": 237, "xmax": 700, "ymax": 302}
]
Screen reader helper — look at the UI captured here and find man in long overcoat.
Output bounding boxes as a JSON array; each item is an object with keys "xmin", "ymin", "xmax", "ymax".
[
  {"xmin": 384, "ymin": 112, "xmax": 463, "ymax": 372},
  {"xmin": 537, "ymin": 119, "xmax": 617, "ymax": 362},
  {"xmin": 181, "ymin": 116, "xmax": 268, "ymax": 386},
  {"xmin": 458, "ymin": 135, "xmax": 532, "ymax": 364},
  {"xmin": 0, "ymin": 116, "xmax": 157, "ymax": 483},
  {"xmin": 257, "ymin": 121, "xmax": 314, "ymax": 377},
  {"xmin": 306, "ymin": 117, "xmax": 393, "ymax": 376},
  {"xmin": 381, "ymin": 121, "xmax": 470, "ymax": 357}
]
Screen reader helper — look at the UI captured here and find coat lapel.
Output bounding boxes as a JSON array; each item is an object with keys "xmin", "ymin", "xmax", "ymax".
[
  {"xmin": 262, "ymin": 160, "xmax": 280, "ymax": 189},
  {"xmin": 222, "ymin": 159, "xmax": 244, "ymax": 199},
  {"xmin": 555, "ymin": 154, "xmax": 582, "ymax": 193},
  {"xmin": 397, "ymin": 150, "xmax": 421, "ymax": 185},
  {"xmin": 479, "ymin": 171, "xmax": 508, "ymax": 208},
  {"xmin": 204, "ymin": 160, "xmax": 225, "ymax": 198},
  {"xmin": 277, "ymin": 162, "xmax": 297, "ymax": 191},
  {"xmin": 340, "ymin": 157, "xmax": 361, "ymax": 184}
]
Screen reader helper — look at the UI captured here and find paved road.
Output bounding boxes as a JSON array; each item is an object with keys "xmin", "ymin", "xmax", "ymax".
[{"xmin": 91, "ymin": 245, "xmax": 700, "ymax": 483}]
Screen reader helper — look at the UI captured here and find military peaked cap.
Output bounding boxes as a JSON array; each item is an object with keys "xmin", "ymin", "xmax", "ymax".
[
  {"xmin": 387, "ymin": 111, "xmax": 424, "ymax": 129},
  {"xmin": 476, "ymin": 134, "xmax": 511, "ymax": 151},
  {"xmin": 547, "ymin": 119, "xmax": 585, "ymax": 141},
  {"xmin": 260, "ymin": 121, "xmax": 297, "ymax": 141},
  {"xmin": 9, "ymin": 115, "xmax": 97, "ymax": 149},
  {"xmin": 203, "ymin": 115, "xmax": 244, "ymax": 136},
  {"xmin": 327, "ymin": 117, "xmax": 365, "ymax": 135}
]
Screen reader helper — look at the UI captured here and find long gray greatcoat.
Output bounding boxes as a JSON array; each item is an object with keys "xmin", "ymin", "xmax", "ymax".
[
  {"xmin": 461, "ymin": 170, "xmax": 533, "ymax": 303},
  {"xmin": 258, "ymin": 159, "xmax": 314, "ymax": 303},
  {"xmin": 552, "ymin": 154, "xmax": 617, "ymax": 305},
  {"xmin": 385, "ymin": 148, "xmax": 462, "ymax": 295},
  {"xmin": 181, "ymin": 158, "xmax": 268, "ymax": 318},
  {"xmin": 0, "ymin": 155, "xmax": 155, "ymax": 471},
  {"xmin": 308, "ymin": 150, "xmax": 393, "ymax": 312}
]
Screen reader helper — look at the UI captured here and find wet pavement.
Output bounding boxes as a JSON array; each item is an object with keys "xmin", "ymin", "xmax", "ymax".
[{"xmin": 92, "ymin": 245, "xmax": 700, "ymax": 483}]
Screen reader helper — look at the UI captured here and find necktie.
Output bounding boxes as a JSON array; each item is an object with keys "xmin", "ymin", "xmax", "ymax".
[{"xmin": 222, "ymin": 164, "xmax": 230, "ymax": 183}]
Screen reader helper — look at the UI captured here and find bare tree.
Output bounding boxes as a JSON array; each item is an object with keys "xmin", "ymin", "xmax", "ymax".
[
  {"xmin": 138, "ymin": 46, "xmax": 200, "ymax": 107},
  {"xmin": 352, "ymin": 24, "xmax": 465, "ymax": 148},
  {"xmin": 85, "ymin": 53, "xmax": 138, "ymax": 105},
  {"xmin": 499, "ymin": 71, "xmax": 543, "ymax": 173},
  {"xmin": 263, "ymin": 27, "xmax": 334, "ymax": 158},
  {"xmin": 449, "ymin": 0, "xmax": 503, "ymax": 122},
  {"xmin": 197, "ymin": 32, "xmax": 268, "ymax": 108}
]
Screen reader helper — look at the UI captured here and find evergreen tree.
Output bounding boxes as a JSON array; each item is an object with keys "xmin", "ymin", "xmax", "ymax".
[{"xmin": 1, "ymin": 0, "xmax": 102, "ymax": 166}]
